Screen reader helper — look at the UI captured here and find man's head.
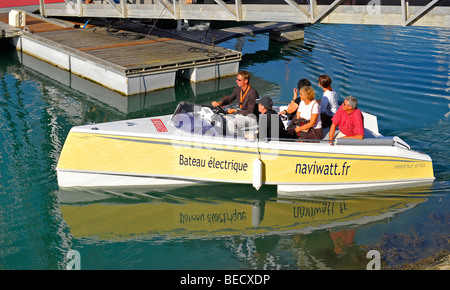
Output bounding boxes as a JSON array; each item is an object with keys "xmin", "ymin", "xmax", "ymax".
[
  {"xmin": 236, "ymin": 70, "xmax": 251, "ymax": 88},
  {"xmin": 257, "ymin": 96, "xmax": 273, "ymax": 113},
  {"xmin": 343, "ymin": 96, "xmax": 358, "ymax": 113},
  {"xmin": 298, "ymin": 78, "xmax": 311, "ymax": 90}
]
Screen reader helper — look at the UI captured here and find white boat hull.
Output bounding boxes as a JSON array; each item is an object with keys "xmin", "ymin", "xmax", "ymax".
[
  {"xmin": 57, "ymin": 169, "xmax": 434, "ymax": 194},
  {"xmin": 277, "ymin": 179, "xmax": 435, "ymax": 195},
  {"xmin": 57, "ymin": 170, "xmax": 200, "ymax": 189}
]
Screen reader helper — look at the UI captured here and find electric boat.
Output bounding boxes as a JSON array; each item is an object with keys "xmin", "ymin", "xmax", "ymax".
[{"xmin": 56, "ymin": 101, "xmax": 435, "ymax": 193}]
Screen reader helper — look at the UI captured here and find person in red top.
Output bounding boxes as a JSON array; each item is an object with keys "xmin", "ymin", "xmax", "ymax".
[{"xmin": 328, "ymin": 96, "xmax": 364, "ymax": 141}]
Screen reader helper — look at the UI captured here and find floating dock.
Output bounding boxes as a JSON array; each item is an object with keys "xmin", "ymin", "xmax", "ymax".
[{"xmin": 1, "ymin": 11, "xmax": 241, "ymax": 95}]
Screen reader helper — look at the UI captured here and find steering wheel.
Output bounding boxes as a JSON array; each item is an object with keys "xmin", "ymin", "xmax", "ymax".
[{"xmin": 212, "ymin": 106, "xmax": 227, "ymax": 115}]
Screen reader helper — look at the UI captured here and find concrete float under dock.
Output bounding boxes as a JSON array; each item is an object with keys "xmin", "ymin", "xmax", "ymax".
[{"xmin": 2, "ymin": 12, "xmax": 241, "ymax": 95}]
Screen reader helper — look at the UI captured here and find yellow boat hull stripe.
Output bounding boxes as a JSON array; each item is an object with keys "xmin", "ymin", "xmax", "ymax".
[{"xmin": 57, "ymin": 132, "xmax": 434, "ymax": 185}]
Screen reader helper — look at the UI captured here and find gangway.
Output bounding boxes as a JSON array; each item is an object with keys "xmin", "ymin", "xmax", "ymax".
[{"xmin": 39, "ymin": 0, "xmax": 450, "ymax": 27}]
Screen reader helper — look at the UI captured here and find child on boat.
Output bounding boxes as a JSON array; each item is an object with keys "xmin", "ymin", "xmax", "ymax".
[{"xmin": 318, "ymin": 74, "xmax": 339, "ymax": 128}]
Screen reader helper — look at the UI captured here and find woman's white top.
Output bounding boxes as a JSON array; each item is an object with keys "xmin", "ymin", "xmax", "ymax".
[
  {"xmin": 320, "ymin": 90, "xmax": 339, "ymax": 116},
  {"xmin": 298, "ymin": 100, "xmax": 322, "ymax": 129}
]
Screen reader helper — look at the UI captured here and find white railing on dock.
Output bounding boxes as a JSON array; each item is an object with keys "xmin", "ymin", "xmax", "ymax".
[{"xmin": 39, "ymin": 0, "xmax": 450, "ymax": 27}]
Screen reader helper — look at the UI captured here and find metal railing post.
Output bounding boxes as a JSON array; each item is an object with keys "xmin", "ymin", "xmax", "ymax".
[
  {"xmin": 121, "ymin": 0, "xmax": 128, "ymax": 18},
  {"xmin": 40, "ymin": 0, "xmax": 45, "ymax": 17},
  {"xmin": 401, "ymin": 0, "xmax": 408, "ymax": 25},
  {"xmin": 309, "ymin": 0, "xmax": 317, "ymax": 23},
  {"xmin": 77, "ymin": 0, "xmax": 83, "ymax": 16},
  {"xmin": 235, "ymin": 0, "xmax": 242, "ymax": 22}
]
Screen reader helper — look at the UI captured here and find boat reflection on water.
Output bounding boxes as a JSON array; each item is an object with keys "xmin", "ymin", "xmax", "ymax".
[{"xmin": 57, "ymin": 184, "xmax": 432, "ymax": 269}]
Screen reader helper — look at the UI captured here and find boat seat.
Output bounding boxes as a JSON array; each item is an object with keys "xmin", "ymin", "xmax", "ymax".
[{"xmin": 322, "ymin": 127, "xmax": 333, "ymax": 140}]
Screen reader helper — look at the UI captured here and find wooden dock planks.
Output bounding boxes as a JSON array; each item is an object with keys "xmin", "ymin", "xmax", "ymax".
[
  {"xmin": 3, "ymin": 12, "xmax": 302, "ymax": 77},
  {"xmin": 1, "ymin": 12, "xmax": 240, "ymax": 74},
  {"xmin": 1, "ymin": 12, "xmax": 244, "ymax": 94},
  {"xmin": 35, "ymin": 25, "xmax": 241, "ymax": 75}
]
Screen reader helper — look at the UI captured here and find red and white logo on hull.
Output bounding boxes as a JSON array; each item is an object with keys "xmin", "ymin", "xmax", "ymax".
[{"xmin": 151, "ymin": 119, "xmax": 168, "ymax": 133}]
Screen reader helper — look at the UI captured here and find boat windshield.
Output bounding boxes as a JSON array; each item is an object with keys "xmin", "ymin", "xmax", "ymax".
[{"xmin": 171, "ymin": 102, "xmax": 223, "ymax": 136}]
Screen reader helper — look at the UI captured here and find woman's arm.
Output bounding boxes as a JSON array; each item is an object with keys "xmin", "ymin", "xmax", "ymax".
[
  {"xmin": 281, "ymin": 88, "xmax": 300, "ymax": 115},
  {"xmin": 284, "ymin": 102, "xmax": 299, "ymax": 114}
]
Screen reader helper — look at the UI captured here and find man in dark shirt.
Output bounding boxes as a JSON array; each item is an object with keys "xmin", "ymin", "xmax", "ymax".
[
  {"xmin": 211, "ymin": 70, "xmax": 259, "ymax": 117},
  {"xmin": 257, "ymin": 96, "xmax": 287, "ymax": 140}
]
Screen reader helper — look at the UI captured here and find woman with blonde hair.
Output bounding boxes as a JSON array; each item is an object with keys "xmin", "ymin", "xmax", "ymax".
[{"xmin": 294, "ymin": 86, "xmax": 323, "ymax": 140}]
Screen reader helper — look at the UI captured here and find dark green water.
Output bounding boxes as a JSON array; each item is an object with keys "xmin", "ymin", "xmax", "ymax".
[{"xmin": 0, "ymin": 23, "xmax": 448, "ymax": 270}]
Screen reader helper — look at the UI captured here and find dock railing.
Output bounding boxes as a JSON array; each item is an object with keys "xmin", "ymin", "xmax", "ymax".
[{"xmin": 39, "ymin": 0, "xmax": 450, "ymax": 27}]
